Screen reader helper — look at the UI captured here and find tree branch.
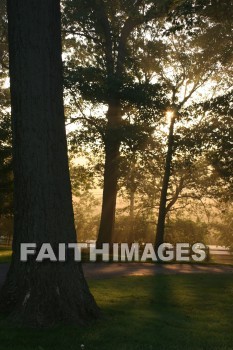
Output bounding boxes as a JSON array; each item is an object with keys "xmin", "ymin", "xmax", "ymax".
[
  {"xmin": 93, "ymin": 0, "xmax": 114, "ymax": 76},
  {"xmin": 166, "ymin": 177, "xmax": 185, "ymax": 213}
]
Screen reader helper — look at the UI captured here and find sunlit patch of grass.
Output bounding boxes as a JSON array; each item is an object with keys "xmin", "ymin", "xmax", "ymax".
[
  {"xmin": 0, "ymin": 249, "xmax": 12, "ymax": 263},
  {"xmin": 0, "ymin": 274, "xmax": 232, "ymax": 350}
]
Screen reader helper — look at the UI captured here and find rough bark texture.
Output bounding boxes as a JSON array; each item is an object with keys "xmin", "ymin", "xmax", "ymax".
[
  {"xmin": 155, "ymin": 117, "xmax": 175, "ymax": 250},
  {"xmin": 0, "ymin": 0, "xmax": 99, "ymax": 327}
]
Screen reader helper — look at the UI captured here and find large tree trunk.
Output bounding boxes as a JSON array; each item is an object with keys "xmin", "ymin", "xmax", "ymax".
[
  {"xmin": 0, "ymin": 0, "xmax": 99, "ymax": 327},
  {"xmin": 96, "ymin": 101, "xmax": 121, "ymax": 246},
  {"xmin": 155, "ymin": 117, "xmax": 175, "ymax": 250}
]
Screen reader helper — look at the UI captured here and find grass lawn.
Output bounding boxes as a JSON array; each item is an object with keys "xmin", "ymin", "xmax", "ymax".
[
  {"xmin": 0, "ymin": 247, "xmax": 12, "ymax": 263},
  {"xmin": 0, "ymin": 274, "xmax": 232, "ymax": 350}
]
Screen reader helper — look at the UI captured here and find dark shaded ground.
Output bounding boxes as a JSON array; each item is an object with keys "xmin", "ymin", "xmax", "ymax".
[
  {"xmin": 0, "ymin": 262, "xmax": 232, "ymax": 286},
  {"xmin": 0, "ymin": 274, "xmax": 233, "ymax": 349}
]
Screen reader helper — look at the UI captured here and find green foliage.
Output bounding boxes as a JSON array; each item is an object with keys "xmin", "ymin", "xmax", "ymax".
[
  {"xmin": 0, "ymin": 215, "xmax": 13, "ymax": 244},
  {"xmin": 64, "ymin": 66, "xmax": 108, "ymax": 103},
  {"xmin": 202, "ymin": 92, "xmax": 233, "ymax": 190},
  {"xmin": 73, "ymin": 191, "xmax": 100, "ymax": 241},
  {"xmin": 62, "ymin": 0, "xmax": 175, "ymax": 157},
  {"xmin": 114, "ymin": 214, "xmax": 155, "ymax": 243},
  {"xmin": 0, "ymin": 116, "xmax": 13, "ymax": 218},
  {"xmin": 69, "ymin": 161, "xmax": 101, "ymax": 241},
  {"xmin": 70, "ymin": 161, "xmax": 97, "ymax": 196},
  {"xmin": 165, "ymin": 218, "xmax": 209, "ymax": 244},
  {"xmin": 211, "ymin": 205, "xmax": 233, "ymax": 250},
  {"xmin": 0, "ymin": 0, "xmax": 8, "ymax": 74},
  {"xmin": 0, "ymin": 0, "xmax": 13, "ymax": 218}
]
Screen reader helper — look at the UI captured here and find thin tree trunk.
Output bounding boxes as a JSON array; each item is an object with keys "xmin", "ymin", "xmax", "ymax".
[
  {"xmin": 155, "ymin": 117, "xmax": 175, "ymax": 250},
  {"xmin": 0, "ymin": 0, "xmax": 99, "ymax": 327},
  {"xmin": 129, "ymin": 188, "xmax": 135, "ymax": 238},
  {"xmin": 129, "ymin": 160, "xmax": 136, "ymax": 242}
]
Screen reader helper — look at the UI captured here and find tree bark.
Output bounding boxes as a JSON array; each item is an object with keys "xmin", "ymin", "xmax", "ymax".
[
  {"xmin": 155, "ymin": 116, "xmax": 175, "ymax": 250},
  {"xmin": 95, "ymin": 4, "xmax": 144, "ymax": 246},
  {"xmin": 96, "ymin": 102, "xmax": 121, "ymax": 246},
  {"xmin": 0, "ymin": 0, "xmax": 99, "ymax": 327},
  {"xmin": 129, "ymin": 160, "xmax": 137, "ymax": 242},
  {"xmin": 129, "ymin": 188, "xmax": 135, "ymax": 238}
]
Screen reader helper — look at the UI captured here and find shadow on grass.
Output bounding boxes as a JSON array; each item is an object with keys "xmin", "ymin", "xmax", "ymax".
[
  {"xmin": 87, "ymin": 275, "xmax": 233, "ymax": 350},
  {"xmin": 0, "ymin": 275, "xmax": 232, "ymax": 350}
]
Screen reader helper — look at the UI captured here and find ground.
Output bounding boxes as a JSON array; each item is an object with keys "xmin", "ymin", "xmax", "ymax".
[
  {"xmin": 0, "ymin": 274, "xmax": 232, "ymax": 350},
  {"xmin": 0, "ymin": 247, "xmax": 232, "ymax": 349},
  {"xmin": 1, "ymin": 262, "xmax": 233, "ymax": 284}
]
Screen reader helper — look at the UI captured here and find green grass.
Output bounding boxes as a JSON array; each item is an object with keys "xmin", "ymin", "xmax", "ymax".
[
  {"xmin": 0, "ymin": 274, "xmax": 233, "ymax": 350},
  {"xmin": 0, "ymin": 248, "xmax": 12, "ymax": 263}
]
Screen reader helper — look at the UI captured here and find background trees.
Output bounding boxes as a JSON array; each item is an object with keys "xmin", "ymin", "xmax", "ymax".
[
  {"xmin": 0, "ymin": 0, "xmax": 232, "ymax": 252},
  {"xmin": 61, "ymin": 0, "xmax": 232, "ymax": 248},
  {"xmin": 62, "ymin": 0, "xmax": 188, "ymax": 246},
  {"xmin": 0, "ymin": 0, "xmax": 13, "ymax": 243},
  {"xmin": 0, "ymin": 114, "xmax": 13, "ymax": 243}
]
